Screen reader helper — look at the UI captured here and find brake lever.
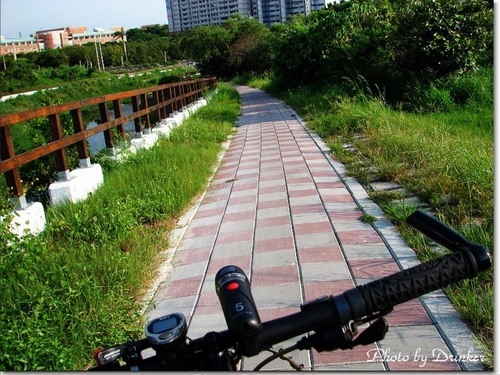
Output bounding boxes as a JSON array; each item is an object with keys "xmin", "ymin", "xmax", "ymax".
[
  {"xmin": 296, "ymin": 316, "xmax": 389, "ymax": 353},
  {"xmin": 349, "ymin": 318, "xmax": 389, "ymax": 348}
]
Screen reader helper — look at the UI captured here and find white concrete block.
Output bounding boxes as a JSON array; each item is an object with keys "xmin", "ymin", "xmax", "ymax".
[
  {"xmin": 6, "ymin": 202, "xmax": 46, "ymax": 237},
  {"xmin": 130, "ymin": 133, "xmax": 159, "ymax": 150},
  {"xmin": 152, "ymin": 125, "xmax": 172, "ymax": 138},
  {"xmin": 155, "ymin": 97, "xmax": 208, "ymax": 137},
  {"xmin": 48, "ymin": 164, "xmax": 104, "ymax": 206},
  {"xmin": 108, "ymin": 144, "xmax": 137, "ymax": 162},
  {"xmin": 166, "ymin": 117, "xmax": 180, "ymax": 127}
]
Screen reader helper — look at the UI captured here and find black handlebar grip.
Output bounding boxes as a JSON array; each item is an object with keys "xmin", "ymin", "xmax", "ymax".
[
  {"xmin": 407, "ymin": 210, "xmax": 490, "ymax": 272},
  {"xmin": 215, "ymin": 265, "xmax": 263, "ymax": 340},
  {"xmin": 356, "ymin": 248, "xmax": 478, "ymax": 316}
]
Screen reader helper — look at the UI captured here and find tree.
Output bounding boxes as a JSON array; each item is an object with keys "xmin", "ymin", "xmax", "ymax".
[
  {"xmin": 182, "ymin": 17, "xmax": 273, "ymax": 78},
  {"xmin": 102, "ymin": 43, "xmax": 124, "ymax": 67},
  {"xmin": 182, "ymin": 25, "xmax": 233, "ymax": 77},
  {"xmin": 270, "ymin": 17, "xmax": 314, "ymax": 86},
  {"xmin": 391, "ymin": 0, "xmax": 493, "ymax": 81},
  {"xmin": 113, "ymin": 28, "xmax": 128, "ymax": 62},
  {"xmin": 4, "ymin": 58, "xmax": 37, "ymax": 89},
  {"xmin": 36, "ymin": 48, "xmax": 68, "ymax": 68},
  {"xmin": 227, "ymin": 18, "xmax": 273, "ymax": 75}
]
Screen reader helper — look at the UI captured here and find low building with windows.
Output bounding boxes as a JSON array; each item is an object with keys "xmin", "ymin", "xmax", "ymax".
[
  {"xmin": 71, "ymin": 27, "xmax": 125, "ymax": 47},
  {"xmin": 0, "ymin": 36, "xmax": 41, "ymax": 57},
  {"xmin": 0, "ymin": 26, "xmax": 125, "ymax": 58}
]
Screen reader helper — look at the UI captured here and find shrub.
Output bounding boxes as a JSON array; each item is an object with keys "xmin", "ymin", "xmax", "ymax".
[{"xmin": 392, "ymin": 0, "xmax": 493, "ymax": 81}]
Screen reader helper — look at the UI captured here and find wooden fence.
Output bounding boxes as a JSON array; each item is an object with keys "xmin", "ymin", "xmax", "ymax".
[{"xmin": 0, "ymin": 77, "xmax": 217, "ymax": 203}]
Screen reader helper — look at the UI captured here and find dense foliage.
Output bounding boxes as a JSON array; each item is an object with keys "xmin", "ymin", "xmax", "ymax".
[
  {"xmin": 269, "ymin": 0, "xmax": 492, "ymax": 101},
  {"xmin": 182, "ymin": 16, "xmax": 273, "ymax": 78}
]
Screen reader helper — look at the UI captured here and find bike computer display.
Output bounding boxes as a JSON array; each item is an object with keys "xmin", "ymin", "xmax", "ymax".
[{"xmin": 145, "ymin": 313, "xmax": 187, "ymax": 347}]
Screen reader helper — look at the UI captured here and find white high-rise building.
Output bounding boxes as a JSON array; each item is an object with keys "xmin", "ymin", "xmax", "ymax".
[
  {"xmin": 166, "ymin": 0, "xmax": 252, "ymax": 32},
  {"xmin": 166, "ymin": 0, "xmax": 333, "ymax": 32}
]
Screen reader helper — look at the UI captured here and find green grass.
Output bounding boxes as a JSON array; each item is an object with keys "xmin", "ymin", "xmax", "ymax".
[
  {"xmin": 242, "ymin": 68, "xmax": 494, "ymax": 369},
  {"xmin": 0, "ymin": 83, "xmax": 239, "ymax": 371}
]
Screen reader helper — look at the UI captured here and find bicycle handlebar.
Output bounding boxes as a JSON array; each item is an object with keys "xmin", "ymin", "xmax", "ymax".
[
  {"xmin": 406, "ymin": 210, "xmax": 490, "ymax": 272},
  {"xmin": 89, "ymin": 210, "xmax": 490, "ymax": 371}
]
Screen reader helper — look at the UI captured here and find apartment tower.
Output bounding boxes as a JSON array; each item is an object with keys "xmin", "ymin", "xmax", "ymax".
[{"xmin": 166, "ymin": 0, "xmax": 333, "ymax": 32}]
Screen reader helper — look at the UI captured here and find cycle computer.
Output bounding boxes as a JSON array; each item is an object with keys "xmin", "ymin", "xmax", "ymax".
[{"xmin": 145, "ymin": 313, "xmax": 187, "ymax": 347}]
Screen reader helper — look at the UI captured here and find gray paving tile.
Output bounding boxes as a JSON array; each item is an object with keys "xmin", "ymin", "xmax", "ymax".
[
  {"xmin": 253, "ymin": 249, "xmax": 297, "ymax": 269},
  {"xmin": 258, "ymin": 191, "xmax": 288, "ymax": 202},
  {"xmin": 292, "ymin": 212, "xmax": 329, "ymax": 224},
  {"xmin": 197, "ymin": 199, "xmax": 227, "ymax": 211},
  {"xmin": 324, "ymin": 202, "xmax": 360, "ymax": 213},
  {"xmin": 258, "ymin": 178, "xmax": 284, "ymax": 188},
  {"xmin": 218, "ymin": 218, "xmax": 254, "ymax": 233},
  {"xmin": 330, "ymin": 218, "xmax": 373, "ymax": 232},
  {"xmin": 289, "ymin": 195, "xmax": 323, "ymax": 207},
  {"xmin": 300, "ymin": 261, "xmax": 351, "ymax": 283},
  {"xmin": 287, "ymin": 183, "xmax": 317, "ymax": 191},
  {"xmin": 252, "ymin": 284, "xmax": 302, "ymax": 309},
  {"xmin": 256, "ymin": 206, "xmax": 290, "ymax": 219},
  {"xmin": 187, "ymin": 312, "xmax": 228, "ymax": 339},
  {"xmin": 189, "ymin": 214, "xmax": 221, "ymax": 228},
  {"xmin": 228, "ymin": 186, "xmax": 258, "ymax": 198},
  {"xmin": 255, "ymin": 224, "xmax": 292, "ymax": 240},
  {"xmin": 179, "ymin": 234, "xmax": 216, "ymax": 250},
  {"xmin": 170, "ymin": 261, "xmax": 208, "ymax": 281},
  {"xmin": 295, "ymin": 231, "xmax": 337, "ymax": 250},
  {"xmin": 225, "ymin": 201, "xmax": 256, "ymax": 214},
  {"xmin": 342, "ymin": 243, "xmax": 394, "ymax": 260},
  {"xmin": 212, "ymin": 241, "xmax": 252, "ymax": 259}
]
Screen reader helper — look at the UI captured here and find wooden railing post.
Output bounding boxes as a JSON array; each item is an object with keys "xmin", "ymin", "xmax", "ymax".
[
  {"xmin": 49, "ymin": 113, "xmax": 70, "ymax": 181},
  {"xmin": 0, "ymin": 125, "xmax": 26, "ymax": 208},
  {"xmin": 140, "ymin": 93, "xmax": 151, "ymax": 134},
  {"xmin": 170, "ymin": 86, "xmax": 176, "ymax": 113},
  {"xmin": 197, "ymin": 81, "xmax": 202, "ymax": 100},
  {"xmin": 180, "ymin": 83, "xmax": 186, "ymax": 108},
  {"xmin": 99, "ymin": 102, "xmax": 114, "ymax": 150},
  {"xmin": 70, "ymin": 108, "xmax": 91, "ymax": 168},
  {"xmin": 190, "ymin": 82, "xmax": 196, "ymax": 103},
  {"xmin": 158, "ymin": 88, "xmax": 167, "ymax": 120},
  {"xmin": 153, "ymin": 90, "xmax": 162, "ymax": 123},
  {"xmin": 131, "ymin": 96, "xmax": 142, "ymax": 138},
  {"xmin": 112, "ymin": 99, "xmax": 127, "ymax": 142}
]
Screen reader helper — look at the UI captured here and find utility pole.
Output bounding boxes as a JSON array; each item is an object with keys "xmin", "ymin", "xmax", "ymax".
[
  {"xmin": 98, "ymin": 34, "xmax": 105, "ymax": 71},
  {"xmin": 94, "ymin": 36, "xmax": 101, "ymax": 71}
]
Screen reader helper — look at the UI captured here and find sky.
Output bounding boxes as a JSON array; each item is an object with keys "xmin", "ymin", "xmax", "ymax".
[{"xmin": 1, "ymin": 0, "xmax": 168, "ymax": 39}]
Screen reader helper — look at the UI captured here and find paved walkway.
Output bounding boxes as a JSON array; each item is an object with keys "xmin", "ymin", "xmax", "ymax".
[{"xmin": 144, "ymin": 86, "xmax": 484, "ymax": 371}]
